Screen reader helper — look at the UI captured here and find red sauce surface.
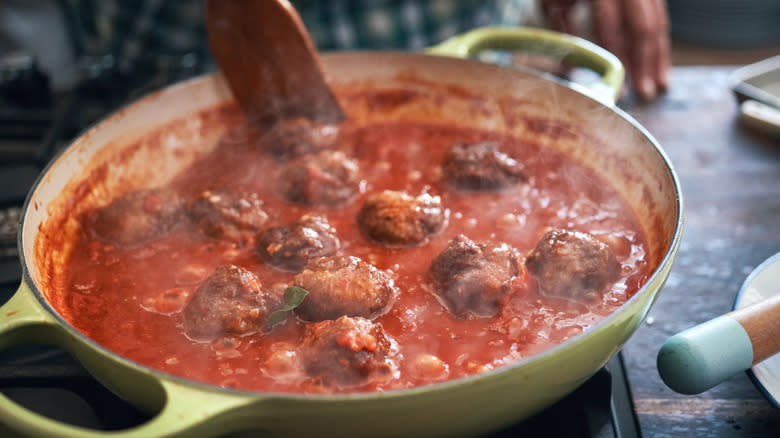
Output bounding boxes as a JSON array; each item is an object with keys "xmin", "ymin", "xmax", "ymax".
[{"xmin": 55, "ymin": 109, "xmax": 649, "ymax": 394}]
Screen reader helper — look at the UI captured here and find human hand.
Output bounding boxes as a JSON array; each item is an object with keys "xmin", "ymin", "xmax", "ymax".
[{"xmin": 541, "ymin": 0, "xmax": 670, "ymax": 100}]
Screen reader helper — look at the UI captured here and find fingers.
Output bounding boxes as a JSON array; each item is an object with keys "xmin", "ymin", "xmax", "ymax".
[
  {"xmin": 651, "ymin": 0, "xmax": 671, "ymax": 93},
  {"xmin": 589, "ymin": 0, "xmax": 626, "ymax": 77},
  {"xmin": 623, "ymin": 0, "xmax": 670, "ymax": 99},
  {"xmin": 587, "ymin": 0, "xmax": 670, "ymax": 100},
  {"xmin": 540, "ymin": 0, "xmax": 579, "ymax": 35},
  {"xmin": 625, "ymin": 0, "xmax": 658, "ymax": 98},
  {"xmin": 542, "ymin": 0, "xmax": 671, "ymax": 100}
]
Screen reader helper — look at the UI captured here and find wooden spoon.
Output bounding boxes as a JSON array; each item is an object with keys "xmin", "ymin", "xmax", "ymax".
[{"xmin": 206, "ymin": 0, "xmax": 345, "ymax": 128}]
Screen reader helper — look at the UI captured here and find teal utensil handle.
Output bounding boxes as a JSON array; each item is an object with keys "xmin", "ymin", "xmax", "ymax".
[
  {"xmin": 657, "ymin": 315, "xmax": 753, "ymax": 395},
  {"xmin": 657, "ymin": 292, "xmax": 780, "ymax": 394}
]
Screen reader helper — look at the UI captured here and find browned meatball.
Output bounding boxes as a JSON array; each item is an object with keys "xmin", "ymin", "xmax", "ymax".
[
  {"xmin": 91, "ymin": 187, "xmax": 184, "ymax": 247},
  {"xmin": 188, "ymin": 190, "xmax": 269, "ymax": 245},
  {"xmin": 299, "ymin": 315, "xmax": 397, "ymax": 387},
  {"xmin": 357, "ymin": 190, "xmax": 447, "ymax": 247},
  {"xmin": 525, "ymin": 229, "xmax": 620, "ymax": 302},
  {"xmin": 278, "ymin": 150, "xmax": 360, "ymax": 207},
  {"xmin": 294, "ymin": 255, "xmax": 397, "ymax": 322},
  {"xmin": 261, "ymin": 117, "xmax": 339, "ymax": 161},
  {"xmin": 257, "ymin": 215, "xmax": 340, "ymax": 272},
  {"xmin": 182, "ymin": 265, "xmax": 278, "ymax": 341},
  {"xmin": 429, "ymin": 235, "xmax": 519, "ymax": 318},
  {"xmin": 442, "ymin": 141, "xmax": 525, "ymax": 190}
]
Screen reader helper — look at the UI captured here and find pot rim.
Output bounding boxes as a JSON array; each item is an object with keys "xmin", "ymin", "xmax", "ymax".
[{"xmin": 16, "ymin": 52, "xmax": 684, "ymax": 401}]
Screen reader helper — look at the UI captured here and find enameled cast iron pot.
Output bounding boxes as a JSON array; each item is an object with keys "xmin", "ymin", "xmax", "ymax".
[{"xmin": 0, "ymin": 28, "xmax": 683, "ymax": 437}]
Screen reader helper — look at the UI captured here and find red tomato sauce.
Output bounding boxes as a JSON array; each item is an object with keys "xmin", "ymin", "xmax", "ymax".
[{"xmin": 56, "ymin": 110, "xmax": 649, "ymax": 394}]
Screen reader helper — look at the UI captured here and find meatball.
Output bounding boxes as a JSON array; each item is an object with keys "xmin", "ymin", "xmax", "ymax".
[
  {"xmin": 442, "ymin": 141, "xmax": 525, "ymax": 190},
  {"xmin": 525, "ymin": 229, "xmax": 620, "ymax": 302},
  {"xmin": 299, "ymin": 315, "xmax": 398, "ymax": 387},
  {"xmin": 294, "ymin": 255, "xmax": 397, "ymax": 322},
  {"xmin": 278, "ymin": 150, "xmax": 360, "ymax": 207},
  {"xmin": 257, "ymin": 215, "xmax": 340, "ymax": 272},
  {"xmin": 261, "ymin": 117, "xmax": 339, "ymax": 161},
  {"xmin": 429, "ymin": 234, "xmax": 519, "ymax": 318},
  {"xmin": 91, "ymin": 187, "xmax": 184, "ymax": 247},
  {"xmin": 188, "ymin": 190, "xmax": 269, "ymax": 245},
  {"xmin": 357, "ymin": 190, "xmax": 447, "ymax": 247},
  {"xmin": 182, "ymin": 265, "xmax": 278, "ymax": 341}
]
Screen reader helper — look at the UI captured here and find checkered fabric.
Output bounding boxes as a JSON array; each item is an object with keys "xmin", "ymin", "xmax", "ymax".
[
  {"xmin": 61, "ymin": 0, "xmax": 539, "ymax": 65},
  {"xmin": 297, "ymin": 0, "xmax": 537, "ymax": 51}
]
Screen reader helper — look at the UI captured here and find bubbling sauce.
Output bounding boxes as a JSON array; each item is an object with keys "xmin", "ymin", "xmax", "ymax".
[{"xmin": 55, "ymin": 106, "xmax": 649, "ymax": 394}]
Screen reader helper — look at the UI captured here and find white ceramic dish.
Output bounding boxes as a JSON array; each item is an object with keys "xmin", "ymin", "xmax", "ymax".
[{"xmin": 734, "ymin": 252, "xmax": 780, "ymax": 407}]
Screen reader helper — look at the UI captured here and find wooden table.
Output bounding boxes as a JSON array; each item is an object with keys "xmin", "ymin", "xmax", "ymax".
[{"xmin": 619, "ymin": 66, "xmax": 780, "ymax": 437}]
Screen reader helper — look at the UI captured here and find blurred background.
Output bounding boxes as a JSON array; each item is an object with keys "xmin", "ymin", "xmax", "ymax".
[
  {"xmin": 2, "ymin": 0, "xmax": 780, "ymax": 94},
  {"xmin": 666, "ymin": 0, "xmax": 780, "ymax": 66}
]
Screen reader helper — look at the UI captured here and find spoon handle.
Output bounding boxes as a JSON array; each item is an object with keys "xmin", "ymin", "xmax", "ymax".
[
  {"xmin": 735, "ymin": 291, "xmax": 780, "ymax": 364},
  {"xmin": 657, "ymin": 292, "xmax": 780, "ymax": 394},
  {"xmin": 206, "ymin": 0, "xmax": 345, "ymax": 128}
]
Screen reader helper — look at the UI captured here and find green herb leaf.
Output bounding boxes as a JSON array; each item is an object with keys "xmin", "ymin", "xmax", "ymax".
[{"xmin": 267, "ymin": 286, "xmax": 309, "ymax": 327}]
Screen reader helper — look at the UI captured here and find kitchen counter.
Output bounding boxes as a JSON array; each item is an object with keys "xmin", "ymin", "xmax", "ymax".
[{"xmin": 620, "ymin": 66, "xmax": 780, "ymax": 437}]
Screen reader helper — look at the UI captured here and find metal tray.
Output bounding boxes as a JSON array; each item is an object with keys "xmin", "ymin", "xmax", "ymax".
[
  {"xmin": 730, "ymin": 55, "xmax": 780, "ymax": 107},
  {"xmin": 729, "ymin": 55, "xmax": 780, "ymax": 137}
]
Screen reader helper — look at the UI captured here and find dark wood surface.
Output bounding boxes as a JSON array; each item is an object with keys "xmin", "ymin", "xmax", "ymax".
[{"xmin": 619, "ymin": 66, "xmax": 780, "ymax": 437}]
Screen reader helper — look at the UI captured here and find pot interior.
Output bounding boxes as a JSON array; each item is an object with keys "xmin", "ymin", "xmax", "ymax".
[{"xmin": 22, "ymin": 51, "xmax": 679, "ymax": 385}]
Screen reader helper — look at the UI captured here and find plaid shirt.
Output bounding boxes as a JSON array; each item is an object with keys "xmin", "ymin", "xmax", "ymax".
[
  {"xmin": 61, "ymin": 0, "xmax": 539, "ymax": 75},
  {"xmin": 297, "ymin": 0, "xmax": 538, "ymax": 50}
]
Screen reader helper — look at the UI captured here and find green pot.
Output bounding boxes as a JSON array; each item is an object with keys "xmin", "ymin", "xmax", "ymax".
[{"xmin": 0, "ymin": 27, "xmax": 683, "ymax": 438}]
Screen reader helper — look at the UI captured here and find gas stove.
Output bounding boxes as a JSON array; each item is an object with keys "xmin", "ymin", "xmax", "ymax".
[{"xmin": 0, "ymin": 50, "xmax": 641, "ymax": 438}]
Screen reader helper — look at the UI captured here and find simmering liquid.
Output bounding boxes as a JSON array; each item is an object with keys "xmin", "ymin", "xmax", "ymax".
[{"xmin": 53, "ymin": 105, "xmax": 649, "ymax": 394}]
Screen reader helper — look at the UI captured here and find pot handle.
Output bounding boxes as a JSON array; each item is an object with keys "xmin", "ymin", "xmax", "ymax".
[
  {"xmin": 427, "ymin": 26, "xmax": 625, "ymax": 105},
  {"xmin": 0, "ymin": 282, "xmax": 255, "ymax": 438}
]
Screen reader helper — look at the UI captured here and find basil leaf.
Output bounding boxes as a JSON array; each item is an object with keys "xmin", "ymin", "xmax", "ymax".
[
  {"xmin": 267, "ymin": 286, "xmax": 309, "ymax": 327},
  {"xmin": 283, "ymin": 286, "xmax": 309, "ymax": 307}
]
